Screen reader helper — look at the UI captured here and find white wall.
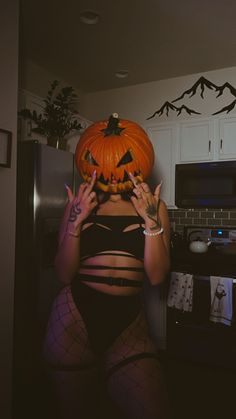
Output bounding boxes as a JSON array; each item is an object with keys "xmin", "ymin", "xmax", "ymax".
[
  {"xmin": 82, "ymin": 66, "xmax": 236, "ymax": 125},
  {"xmin": 0, "ymin": 1, "xmax": 19, "ymax": 418},
  {"xmin": 19, "ymin": 58, "xmax": 86, "ymax": 109}
]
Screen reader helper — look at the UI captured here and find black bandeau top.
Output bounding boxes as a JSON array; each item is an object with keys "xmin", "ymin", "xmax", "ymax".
[{"xmin": 80, "ymin": 214, "xmax": 145, "ymax": 261}]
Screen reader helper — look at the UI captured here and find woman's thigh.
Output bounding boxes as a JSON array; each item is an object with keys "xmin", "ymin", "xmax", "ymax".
[
  {"xmin": 43, "ymin": 286, "xmax": 95, "ymax": 367},
  {"xmin": 104, "ymin": 311, "xmax": 169, "ymax": 419},
  {"xmin": 104, "ymin": 310, "xmax": 157, "ymax": 370}
]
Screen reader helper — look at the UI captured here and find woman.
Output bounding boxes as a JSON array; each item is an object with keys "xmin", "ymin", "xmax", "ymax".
[{"xmin": 43, "ymin": 115, "xmax": 170, "ymax": 419}]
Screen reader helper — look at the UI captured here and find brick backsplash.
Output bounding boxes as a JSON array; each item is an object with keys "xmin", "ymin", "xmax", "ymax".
[{"xmin": 168, "ymin": 208, "xmax": 236, "ymax": 236}]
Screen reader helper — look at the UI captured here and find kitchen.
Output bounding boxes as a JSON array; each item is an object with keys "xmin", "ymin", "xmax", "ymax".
[{"xmin": 2, "ymin": 1, "xmax": 236, "ymax": 419}]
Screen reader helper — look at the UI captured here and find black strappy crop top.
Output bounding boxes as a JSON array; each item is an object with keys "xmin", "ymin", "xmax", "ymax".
[{"xmin": 80, "ymin": 214, "xmax": 145, "ymax": 261}]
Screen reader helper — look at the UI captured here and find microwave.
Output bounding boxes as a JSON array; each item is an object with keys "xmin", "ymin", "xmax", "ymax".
[{"xmin": 175, "ymin": 160, "xmax": 236, "ymax": 208}]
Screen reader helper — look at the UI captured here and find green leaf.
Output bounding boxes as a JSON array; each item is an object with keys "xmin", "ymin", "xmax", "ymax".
[{"xmin": 18, "ymin": 79, "xmax": 82, "ymax": 139}]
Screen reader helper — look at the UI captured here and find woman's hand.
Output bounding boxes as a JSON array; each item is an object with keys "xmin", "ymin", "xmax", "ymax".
[
  {"xmin": 129, "ymin": 173, "xmax": 163, "ymax": 232},
  {"xmin": 65, "ymin": 170, "xmax": 98, "ymax": 234}
]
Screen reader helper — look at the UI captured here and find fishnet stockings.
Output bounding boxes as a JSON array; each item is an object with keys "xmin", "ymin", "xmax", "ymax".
[
  {"xmin": 43, "ymin": 286, "xmax": 169, "ymax": 418},
  {"xmin": 105, "ymin": 310, "xmax": 157, "ymax": 368},
  {"xmin": 106, "ymin": 357, "xmax": 168, "ymax": 419},
  {"xmin": 43, "ymin": 286, "xmax": 95, "ymax": 367},
  {"xmin": 104, "ymin": 311, "xmax": 169, "ymax": 418}
]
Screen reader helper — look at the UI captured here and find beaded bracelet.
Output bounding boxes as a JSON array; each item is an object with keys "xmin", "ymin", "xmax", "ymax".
[{"xmin": 143, "ymin": 227, "xmax": 164, "ymax": 236}]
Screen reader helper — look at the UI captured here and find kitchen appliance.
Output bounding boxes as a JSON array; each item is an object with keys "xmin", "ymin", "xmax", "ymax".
[
  {"xmin": 188, "ymin": 230, "xmax": 211, "ymax": 253},
  {"xmin": 175, "ymin": 160, "xmax": 236, "ymax": 208},
  {"xmin": 186, "ymin": 225, "xmax": 236, "ymax": 253},
  {"xmin": 168, "ymin": 225, "xmax": 236, "ymax": 370},
  {"xmin": 13, "ymin": 141, "xmax": 81, "ymax": 419}
]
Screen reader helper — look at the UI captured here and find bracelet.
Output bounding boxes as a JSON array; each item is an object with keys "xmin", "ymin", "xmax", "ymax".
[
  {"xmin": 67, "ymin": 230, "xmax": 80, "ymax": 238},
  {"xmin": 143, "ymin": 227, "xmax": 164, "ymax": 236}
]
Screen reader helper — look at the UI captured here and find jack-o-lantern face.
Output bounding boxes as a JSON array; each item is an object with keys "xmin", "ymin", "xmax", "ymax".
[{"xmin": 75, "ymin": 114, "xmax": 155, "ymax": 193}]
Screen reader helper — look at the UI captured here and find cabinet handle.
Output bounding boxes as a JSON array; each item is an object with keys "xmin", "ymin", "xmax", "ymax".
[
  {"xmin": 208, "ymin": 140, "xmax": 211, "ymax": 153},
  {"xmin": 220, "ymin": 139, "xmax": 223, "ymax": 152}
]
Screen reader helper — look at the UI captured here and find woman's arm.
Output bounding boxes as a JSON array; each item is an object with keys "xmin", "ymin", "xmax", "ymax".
[
  {"xmin": 129, "ymin": 175, "xmax": 170, "ymax": 285},
  {"xmin": 143, "ymin": 199, "xmax": 170, "ymax": 285},
  {"xmin": 55, "ymin": 172, "xmax": 98, "ymax": 284},
  {"xmin": 55, "ymin": 200, "xmax": 82, "ymax": 285}
]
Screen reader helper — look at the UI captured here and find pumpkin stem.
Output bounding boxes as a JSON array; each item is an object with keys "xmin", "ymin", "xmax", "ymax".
[{"xmin": 102, "ymin": 113, "xmax": 125, "ymax": 137}]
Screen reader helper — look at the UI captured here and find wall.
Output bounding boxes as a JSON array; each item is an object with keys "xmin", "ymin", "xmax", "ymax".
[
  {"xmin": 169, "ymin": 208, "xmax": 236, "ymax": 236},
  {"xmin": 18, "ymin": 60, "xmax": 89, "ymax": 153},
  {"xmin": 81, "ymin": 66, "xmax": 236, "ymax": 124},
  {"xmin": 18, "ymin": 59, "xmax": 86, "ymax": 110},
  {"xmin": 0, "ymin": 1, "xmax": 19, "ymax": 418}
]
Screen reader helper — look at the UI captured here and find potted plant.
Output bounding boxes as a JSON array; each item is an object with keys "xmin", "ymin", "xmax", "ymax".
[{"xmin": 18, "ymin": 80, "xmax": 82, "ymax": 150}]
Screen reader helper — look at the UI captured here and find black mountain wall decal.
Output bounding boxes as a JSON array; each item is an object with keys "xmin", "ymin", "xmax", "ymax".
[
  {"xmin": 215, "ymin": 82, "xmax": 236, "ymax": 98},
  {"xmin": 147, "ymin": 102, "xmax": 178, "ymax": 118},
  {"xmin": 146, "ymin": 76, "xmax": 236, "ymax": 119},
  {"xmin": 172, "ymin": 76, "xmax": 218, "ymax": 102},
  {"xmin": 147, "ymin": 102, "xmax": 201, "ymax": 119},
  {"xmin": 176, "ymin": 105, "xmax": 201, "ymax": 116},
  {"xmin": 212, "ymin": 99, "xmax": 236, "ymax": 115}
]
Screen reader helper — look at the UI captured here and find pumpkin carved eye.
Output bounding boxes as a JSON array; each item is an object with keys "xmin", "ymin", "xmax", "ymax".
[
  {"xmin": 117, "ymin": 150, "xmax": 133, "ymax": 167},
  {"xmin": 83, "ymin": 149, "xmax": 99, "ymax": 166}
]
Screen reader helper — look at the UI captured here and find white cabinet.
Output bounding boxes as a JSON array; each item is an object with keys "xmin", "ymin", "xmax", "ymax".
[
  {"xmin": 218, "ymin": 116, "xmax": 236, "ymax": 160},
  {"xmin": 178, "ymin": 116, "xmax": 236, "ymax": 163},
  {"xmin": 178, "ymin": 119, "xmax": 215, "ymax": 162},
  {"xmin": 146, "ymin": 123, "xmax": 177, "ymax": 208}
]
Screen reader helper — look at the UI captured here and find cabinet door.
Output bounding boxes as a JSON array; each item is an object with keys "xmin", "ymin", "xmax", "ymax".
[
  {"xmin": 219, "ymin": 117, "xmax": 236, "ymax": 160},
  {"xmin": 179, "ymin": 119, "xmax": 215, "ymax": 162},
  {"xmin": 146, "ymin": 123, "xmax": 176, "ymax": 208}
]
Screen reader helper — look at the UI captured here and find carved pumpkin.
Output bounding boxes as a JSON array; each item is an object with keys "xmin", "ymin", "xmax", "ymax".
[{"xmin": 75, "ymin": 113, "xmax": 155, "ymax": 193}]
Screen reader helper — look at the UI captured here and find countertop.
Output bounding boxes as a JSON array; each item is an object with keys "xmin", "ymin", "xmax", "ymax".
[{"xmin": 171, "ymin": 245, "xmax": 236, "ymax": 277}]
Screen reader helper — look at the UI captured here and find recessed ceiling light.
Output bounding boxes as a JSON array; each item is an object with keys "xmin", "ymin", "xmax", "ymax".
[
  {"xmin": 79, "ymin": 10, "xmax": 100, "ymax": 25},
  {"xmin": 115, "ymin": 70, "xmax": 129, "ymax": 79}
]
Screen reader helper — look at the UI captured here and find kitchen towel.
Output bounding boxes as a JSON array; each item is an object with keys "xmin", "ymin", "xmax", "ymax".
[
  {"xmin": 167, "ymin": 271, "xmax": 193, "ymax": 312},
  {"xmin": 209, "ymin": 276, "xmax": 233, "ymax": 326}
]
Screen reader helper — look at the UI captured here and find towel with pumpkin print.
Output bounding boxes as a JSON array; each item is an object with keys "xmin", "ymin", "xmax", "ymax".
[
  {"xmin": 209, "ymin": 276, "xmax": 233, "ymax": 326},
  {"xmin": 167, "ymin": 272, "xmax": 193, "ymax": 312}
]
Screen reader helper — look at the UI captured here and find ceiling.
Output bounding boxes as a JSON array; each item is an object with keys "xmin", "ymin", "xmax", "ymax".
[{"xmin": 19, "ymin": 0, "xmax": 236, "ymax": 93}]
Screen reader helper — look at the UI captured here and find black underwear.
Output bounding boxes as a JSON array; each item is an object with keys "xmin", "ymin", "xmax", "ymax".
[
  {"xmin": 76, "ymin": 273, "xmax": 143, "ymax": 287},
  {"xmin": 71, "ymin": 280, "xmax": 142, "ymax": 355}
]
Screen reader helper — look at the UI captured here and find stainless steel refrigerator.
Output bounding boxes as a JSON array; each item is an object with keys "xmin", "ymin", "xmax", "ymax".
[{"xmin": 13, "ymin": 140, "xmax": 80, "ymax": 419}]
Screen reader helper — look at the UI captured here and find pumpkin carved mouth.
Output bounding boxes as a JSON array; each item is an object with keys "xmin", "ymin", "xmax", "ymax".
[{"xmin": 82, "ymin": 170, "xmax": 143, "ymax": 193}]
